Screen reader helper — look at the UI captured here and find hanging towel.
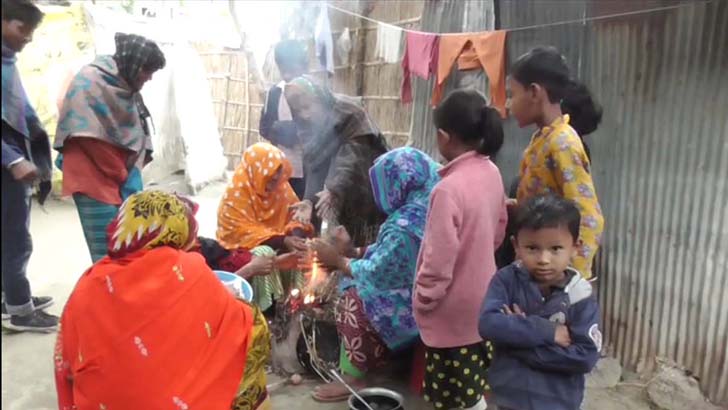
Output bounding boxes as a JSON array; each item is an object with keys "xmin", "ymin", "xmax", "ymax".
[
  {"xmin": 401, "ymin": 31, "xmax": 440, "ymax": 103},
  {"xmin": 375, "ymin": 23, "xmax": 403, "ymax": 64},
  {"xmin": 432, "ymin": 31, "xmax": 507, "ymax": 117},
  {"xmin": 315, "ymin": 3, "xmax": 335, "ymax": 75},
  {"xmin": 337, "ymin": 27, "xmax": 353, "ymax": 66}
]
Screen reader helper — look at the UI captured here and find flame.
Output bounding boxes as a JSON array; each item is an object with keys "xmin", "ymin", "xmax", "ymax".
[
  {"xmin": 309, "ymin": 257, "xmax": 320, "ymax": 285},
  {"xmin": 303, "ymin": 254, "xmax": 327, "ymax": 294},
  {"xmin": 292, "ymin": 250, "xmax": 330, "ymax": 309}
]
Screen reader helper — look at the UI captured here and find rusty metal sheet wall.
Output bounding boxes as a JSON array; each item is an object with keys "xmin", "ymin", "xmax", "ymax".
[{"xmin": 499, "ymin": 0, "xmax": 728, "ymax": 404}]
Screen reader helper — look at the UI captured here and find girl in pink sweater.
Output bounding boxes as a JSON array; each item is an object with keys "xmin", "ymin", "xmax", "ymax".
[{"xmin": 414, "ymin": 89, "xmax": 508, "ymax": 410}]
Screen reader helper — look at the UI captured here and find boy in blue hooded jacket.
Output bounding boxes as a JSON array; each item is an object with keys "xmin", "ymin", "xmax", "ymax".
[{"xmin": 479, "ymin": 195, "xmax": 601, "ymax": 410}]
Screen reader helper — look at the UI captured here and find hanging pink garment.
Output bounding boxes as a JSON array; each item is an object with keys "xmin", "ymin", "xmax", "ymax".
[{"xmin": 401, "ymin": 32, "xmax": 440, "ymax": 104}]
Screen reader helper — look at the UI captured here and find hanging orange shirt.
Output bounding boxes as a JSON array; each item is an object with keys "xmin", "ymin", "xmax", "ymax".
[{"xmin": 433, "ymin": 31, "xmax": 507, "ymax": 117}]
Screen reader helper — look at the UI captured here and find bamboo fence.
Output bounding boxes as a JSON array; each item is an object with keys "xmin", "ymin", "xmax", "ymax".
[{"xmin": 193, "ymin": 1, "xmax": 425, "ymax": 170}]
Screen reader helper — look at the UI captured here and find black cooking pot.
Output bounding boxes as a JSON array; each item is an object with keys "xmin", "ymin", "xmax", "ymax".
[
  {"xmin": 348, "ymin": 387, "xmax": 405, "ymax": 410},
  {"xmin": 296, "ymin": 317, "xmax": 340, "ymax": 373}
]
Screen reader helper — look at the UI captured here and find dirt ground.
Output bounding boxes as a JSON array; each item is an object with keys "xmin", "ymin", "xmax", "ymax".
[{"xmin": 1, "ymin": 190, "xmax": 654, "ymax": 410}]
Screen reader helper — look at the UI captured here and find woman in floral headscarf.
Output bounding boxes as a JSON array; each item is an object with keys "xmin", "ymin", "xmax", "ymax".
[
  {"xmin": 54, "ymin": 190, "xmax": 273, "ymax": 410},
  {"xmin": 311, "ymin": 147, "xmax": 440, "ymax": 402},
  {"xmin": 217, "ymin": 142, "xmax": 313, "ymax": 311},
  {"xmin": 54, "ymin": 33, "xmax": 166, "ymax": 263}
]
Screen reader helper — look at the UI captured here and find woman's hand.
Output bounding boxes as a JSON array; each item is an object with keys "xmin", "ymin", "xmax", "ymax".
[
  {"xmin": 236, "ymin": 255, "xmax": 274, "ymax": 279},
  {"xmin": 315, "ymin": 189, "xmax": 336, "ymax": 220},
  {"xmin": 284, "ymin": 236, "xmax": 308, "ymax": 252},
  {"xmin": 311, "ymin": 239, "xmax": 350, "ymax": 275},
  {"xmin": 276, "ymin": 252, "xmax": 304, "ymax": 271},
  {"xmin": 330, "ymin": 225, "xmax": 354, "ymax": 256},
  {"xmin": 506, "ymin": 198, "xmax": 518, "ymax": 209},
  {"xmin": 290, "ymin": 200, "xmax": 313, "ymax": 224}
]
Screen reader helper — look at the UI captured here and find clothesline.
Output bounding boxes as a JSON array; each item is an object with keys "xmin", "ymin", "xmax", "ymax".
[
  {"xmin": 326, "ymin": 1, "xmax": 709, "ymax": 36},
  {"xmin": 318, "ymin": 0, "xmax": 710, "ymax": 112}
]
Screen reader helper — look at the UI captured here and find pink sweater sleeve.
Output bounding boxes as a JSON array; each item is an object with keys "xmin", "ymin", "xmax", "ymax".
[{"xmin": 414, "ymin": 189, "xmax": 461, "ymax": 312}]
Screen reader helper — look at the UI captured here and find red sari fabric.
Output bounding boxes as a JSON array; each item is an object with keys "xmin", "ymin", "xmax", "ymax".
[{"xmin": 54, "ymin": 247, "xmax": 254, "ymax": 410}]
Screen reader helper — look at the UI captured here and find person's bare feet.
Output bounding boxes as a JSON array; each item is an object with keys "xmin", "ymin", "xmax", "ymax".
[{"xmin": 312, "ymin": 374, "xmax": 366, "ymax": 402}]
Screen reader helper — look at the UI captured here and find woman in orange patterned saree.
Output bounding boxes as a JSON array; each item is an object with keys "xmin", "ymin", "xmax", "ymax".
[
  {"xmin": 54, "ymin": 190, "xmax": 268, "ymax": 410},
  {"xmin": 217, "ymin": 142, "xmax": 312, "ymax": 252},
  {"xmin": 217, "ymin": 142, "xmax": 313, "ymax": 311}
]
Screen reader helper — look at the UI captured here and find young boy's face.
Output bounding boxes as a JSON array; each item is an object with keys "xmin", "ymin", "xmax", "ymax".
[
  {"xmin": 513, "ymin": 225, "xmax": 578, "ymax": 285},
  {"xmin": 1, "ymin": 19, "xmax": 37, "ymax": 52}
]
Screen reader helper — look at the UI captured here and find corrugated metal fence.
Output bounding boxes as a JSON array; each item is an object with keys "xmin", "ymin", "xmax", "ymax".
[{"xmin": 497, "ymin": 0, "xmax": 728, "ymax": 404}]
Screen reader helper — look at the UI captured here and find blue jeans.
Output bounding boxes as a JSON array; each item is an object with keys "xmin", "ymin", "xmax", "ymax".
[{"xmin": 1, "ymin": 169, "xmax": 34, "ymax": 315}]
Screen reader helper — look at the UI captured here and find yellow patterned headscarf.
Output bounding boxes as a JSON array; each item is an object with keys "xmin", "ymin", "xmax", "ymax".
[{"xmin": 107, "ymin": 190, "xmax": 199, "ymax": 258}]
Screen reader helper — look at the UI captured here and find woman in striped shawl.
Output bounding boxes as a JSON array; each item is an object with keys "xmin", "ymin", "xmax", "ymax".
[{"xmin": 54, "ymin": 33, "xmax": 165, "ymax": 262}]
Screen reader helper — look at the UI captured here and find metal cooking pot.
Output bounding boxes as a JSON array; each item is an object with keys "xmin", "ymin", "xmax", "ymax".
[{"xmin": 347, "ymin": 387, "xmax": 404, "ymax": 410}]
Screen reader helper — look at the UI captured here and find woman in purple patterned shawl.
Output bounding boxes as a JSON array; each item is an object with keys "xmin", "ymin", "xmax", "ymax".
[{"xmin": 311, "ymin": 147, "xmax": 440, "ymax": 402}]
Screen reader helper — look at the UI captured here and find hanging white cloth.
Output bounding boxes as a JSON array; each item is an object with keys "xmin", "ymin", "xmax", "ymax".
[
  {"xmin": 315, "ymin": 3, "xmax": 335, "ymax": 74},
  {"xmin": 375, "ymin": 22, "xmax": 403, "ymax": 64},
  {"xmin": 275, "ymin": 81, "xmax": 303, "ymax": 178},
  {"xmin": 337, "ymin": 27, "xmax": 353, "ymax": 66}
]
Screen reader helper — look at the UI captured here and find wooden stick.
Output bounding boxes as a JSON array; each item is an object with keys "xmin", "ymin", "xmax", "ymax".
[
  {"xmin": 309, "ymin": 59, "xmax": 398, "ymax": 73},
  {"xmin": 212, "ymin": 100, "xmax": 263, "ymax": 108},
  {"xmin": 361, "ymin": 95, "xmax": 400, "ymax": 100},
  {"xmin": 222, "ymin": 126, "xmax": 260, "ymax": 133},
  {"xmin": 221, "ymin": 55, "xmax": 233, "ymax": 141},
  {"xmin": 331, "ymin": 16, "xmax": 421, "ymax": 36},
  {"xmin": 206, "ymin": 74, "xmax": 250, "ymax": 83},
  {"xmin": 382, "ymin": 131, "xmax": 409, "ymax": 137},
  {"xmin": 244, "ymin": 54, "xmax": 251, "ymax": 148}
]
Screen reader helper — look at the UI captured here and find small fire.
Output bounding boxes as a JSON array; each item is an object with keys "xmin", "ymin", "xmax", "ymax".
[
  {"xmin": 309, "ymin": 256, "xmax": 322, "ymax": 287},
  {"xmin": 288, "ymin": 247, "xmax": 331, "ymax": 311}
]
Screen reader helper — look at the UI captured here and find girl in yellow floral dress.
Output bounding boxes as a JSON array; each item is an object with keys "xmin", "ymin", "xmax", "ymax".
[{"xmin": 508, "ymin": 47, "xmax": 605, "ymax": 279}]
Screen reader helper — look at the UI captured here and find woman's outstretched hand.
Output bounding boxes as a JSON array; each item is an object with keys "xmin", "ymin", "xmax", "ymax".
[
  {"xmin": 275, "ymin": 252, "xmax": 305, "ymax": 271},
  {"xmin": 236, "ymin": 255, "xmax": 274, "ymax": 279},
  {"xmin": 290, "ymin": 200, "xmax": 313, "ymax": 224},
  {"xmin": 311, "ymin": 239, "xmax": 351, "ymax": 276},
  {"xmin": 284, "ymin": 236, "xmax": 308, "ymax": 252},
  {"xmin": 330, "ymin": 225, "xmax": 354, "ymax": 256},
  {"xmin": 315, "ymin": 189, "xmax": 336, "ymax": 221}
]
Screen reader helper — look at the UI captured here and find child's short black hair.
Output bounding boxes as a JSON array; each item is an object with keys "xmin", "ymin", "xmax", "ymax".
[
  {"xmin": 274, "ymin": 40, "xmax": 308, "ymax": 70},
  {"xmin": 433, "ymin": 88, "xmax": 504, "ymax": 157},
  {"xmin": 1, "ymin": 0, "xmax": 43, "ymax": 27},
  {"xmin": 514, "ymin": 195, "xmax": 581, "ymax": 242}
]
